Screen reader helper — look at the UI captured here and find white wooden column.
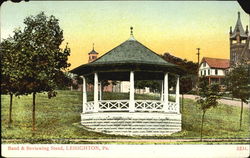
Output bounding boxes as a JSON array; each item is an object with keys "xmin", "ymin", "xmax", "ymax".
[
  {"xmin": 129, "ymin": 71, "xmax": 135, "ymax": 112},
  {"xmin": 163, "ymin": 73, "xmax": 169, "ymax": 112},
  {"xmin": 82, "ymin": 76, "xmax": 87, "ymax": 113},
  {"xmin": 176, "ymin": 75, "xmax": 180, "ymax": 114},
  {"xmin": 99, "ymin": 82, "xmax": 102, "ymax": 101},
  {"xmin": 94, "ymin": 72, "xmax": 99, "ymax": 112},
  {"xmin": 160, "ymin": 80, "xmax": 164, "ymax": 101}
]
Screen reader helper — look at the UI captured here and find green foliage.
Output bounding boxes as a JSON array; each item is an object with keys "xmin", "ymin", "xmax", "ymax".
[
  {"xmin": 196, "ymin": 76, "xmax": 221, "ymax": 141},
  {"xmin": 197, "ymin": 76, "xmax": 221, "ymax": 111},
  {"xmin": 14, "ymin": 12, "xmax": 71, "ymax": 96},
  {"xmin": 1, "ymin": 12, "xmax": 72, "ymax": 131},
  {"xmin": 162, "ymin": 53, "xmax": 197, "ymax": 94},
  {"xmin": 225, "ymin": 63, "xmax": 250, "ymax": 103},
  {"xmin": 180, "ymin": 75, "xmax": 195, "ymax": 94},
  {"xmin": 225, "ymin": 63, "xmax": 250, "ymax": 130},
  {"xmin": 162, "ymin": 53, "xmax": 198, "ymax": 75},
  {"xmin": 0, "ymin": 37, "xmax": 22, "ymax": 95}
]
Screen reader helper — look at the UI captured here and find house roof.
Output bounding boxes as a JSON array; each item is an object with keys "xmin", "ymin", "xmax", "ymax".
[
  {"xmin": 88, "ymin": 43, "xmax": 99, "ymax": 55},
  {"xmin": 201, "ymin": 57, "xmax": 230, "ymax": 69},
  {"xmin": 88, "ymin": 49, "xmax": 98, "ymax": 55},
  {"xmin": 230, "ymin": 12, "xmax": 248, "ymax": 39}
]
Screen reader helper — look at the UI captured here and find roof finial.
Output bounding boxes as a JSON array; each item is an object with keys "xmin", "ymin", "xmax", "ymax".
[
  {"xmin": 128, "ymin": 26, "xmax": 136, "ymax": 41},
  {"xmin": 130, "ymin": 26, "xmax": 133, "ymax": 36},
  {"xmin": 93, "ymin": 43, "xmax": 95, "ymax": 50},
  {"xmin": 238, "ymin": 11, "xmax": 240, "ymax": 19}
]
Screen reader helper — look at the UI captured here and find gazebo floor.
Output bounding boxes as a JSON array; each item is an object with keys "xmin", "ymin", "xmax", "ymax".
[{"xmin": 81, "ymin": 112, "xmax": 181, "ymax": 136}]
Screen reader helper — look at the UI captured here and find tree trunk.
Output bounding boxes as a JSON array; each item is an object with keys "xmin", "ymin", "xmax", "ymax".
[
  {"xmin": 181, "ymin": 93, "xmax": 184, "ymax": 113},
  {"xmin": 32, "ymin": 92, "xmax": 36, "ymax": 131},
  {"xmin": 8, "ymin": 93, "xmax": 13, "ymax": 127},
  {"xmin": 239, "ymin": 100, "xmax": 244, "ymax": 130},
  {"xmin": 200, "ymin": 111, "xmax": 206, "ymax": 141}
]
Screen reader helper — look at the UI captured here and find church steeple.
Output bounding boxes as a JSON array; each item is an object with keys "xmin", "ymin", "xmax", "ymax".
[
  {"xmin": 229, "ymin": 12, "xmax": 250, "ymax": 66},
  {"xmin": 88, "ymin": 43, "xmax": 99, "ymax": 63},
  {"xmin": 230, "ymin": 12, "xmax": 248, "ymax": 40}
]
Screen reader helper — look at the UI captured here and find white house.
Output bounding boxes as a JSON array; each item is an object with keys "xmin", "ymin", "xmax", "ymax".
[{"xmin": 199, "ymin": 57, "xmax": 230, "ymax": 84}]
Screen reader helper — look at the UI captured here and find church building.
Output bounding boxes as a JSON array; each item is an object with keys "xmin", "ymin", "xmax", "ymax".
[
  {"xmin": 229, "ymin": 12, "xmax": 250, "ymax": 65},
  {"xmin": 199, "ymin": 12, "xmax": 250, "ymax": 85}
]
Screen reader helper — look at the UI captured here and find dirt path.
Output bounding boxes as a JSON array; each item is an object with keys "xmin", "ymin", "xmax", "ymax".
[{"xmin": 183, "ymin": 95, "xmax": 249, "ymax": 108}]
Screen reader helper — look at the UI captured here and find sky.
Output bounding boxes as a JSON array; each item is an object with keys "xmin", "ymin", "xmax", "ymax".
[{"xmin": 1, "ymin": 1, "xmax": 249, "ymax": 70}]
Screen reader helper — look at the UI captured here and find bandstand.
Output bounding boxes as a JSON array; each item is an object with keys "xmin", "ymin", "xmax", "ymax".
[{"xmin": 71, "ymin": 27, "xmax": 185, "ymax": 136}]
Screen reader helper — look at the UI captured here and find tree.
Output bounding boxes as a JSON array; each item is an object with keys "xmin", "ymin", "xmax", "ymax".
[
  {"xmin": 0, "ymin": 37, "xmax": 21, "ymax": 127},
  {"xmin": 197, "ymin": 76, "xmax": 220, "ymax": 141},
  {"xmin": 180, "ymin": 75, "xmax": 195, "ymax": 112},
  {"xmin": 162, "ymin": 52, "xmax": 198, "ymax": 75},
  {"xmin": 13, "ymin": 12, "xmax": 71, "ymax": 131},
  {"xmin": 225, "ymin": 63, "xmax": 249, "ymax": 130}
]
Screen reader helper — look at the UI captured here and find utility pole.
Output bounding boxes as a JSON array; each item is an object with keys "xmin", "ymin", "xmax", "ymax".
[
  {"xmin": 196, "ymin": 48, "xmax": 200, "ymax": 94},
  {"xmin": 196, "ymin": 48, "xmax": 201, "ymax": 78},
  {"xmin": 196, "ymin": 48, "xmax": 200, "ymax": 66}
]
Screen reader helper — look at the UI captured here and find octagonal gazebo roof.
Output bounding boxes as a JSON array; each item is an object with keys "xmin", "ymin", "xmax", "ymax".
[{"xmin": 71, "ymin": 28, "xmax": 185, "ymax": 80}]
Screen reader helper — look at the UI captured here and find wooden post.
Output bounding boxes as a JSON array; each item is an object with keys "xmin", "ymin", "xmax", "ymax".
[
  {"xmin": 176, "ymin": 75, "xmax": 180, "ymax": 114},
  {"xmin": 82, "ymin": 76, "xmax": 87, "ymax": 113},
  {"xmin": 161, "ymin": 80, "xmax": 164, "ymax": 101},
  {"xmin": 94, "ymin": 72, "xmax": 99, "ymax": 112},
  {"xmin": 129, "ymin": 71, "xmax": 135, "ymax": 112},
  {"xmin": 163, "ymin": 73, "xmax": 169, "ymax": 112},
  {"xmin": 99, "ymin": 82, "xmax": 102, "ymax": 101}
]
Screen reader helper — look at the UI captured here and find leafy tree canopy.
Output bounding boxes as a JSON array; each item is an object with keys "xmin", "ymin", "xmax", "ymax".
[
  {"xmin": 197, "ymin": 76, "xmax": 221, "ymax": 111},
  {"xmin": 225, "ymin": 64, "xmax": 250, "ymax": 103},
  {"xmin": 12, "ymin": 12, "xmax": 71, "ymax": 96}
]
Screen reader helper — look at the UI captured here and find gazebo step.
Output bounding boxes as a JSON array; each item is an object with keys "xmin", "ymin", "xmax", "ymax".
[{"xmin": 80, "ymin": 112, "xmax": 181, "ymax": 136}]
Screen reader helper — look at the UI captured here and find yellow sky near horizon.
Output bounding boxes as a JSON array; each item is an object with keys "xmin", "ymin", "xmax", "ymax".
[{"xmin": 1, "ymin": 1, "xmax": 249, "ymax": 70}]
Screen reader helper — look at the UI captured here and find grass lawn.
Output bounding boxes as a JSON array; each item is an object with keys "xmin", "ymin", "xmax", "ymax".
[{"xmin": 1, "ymin": 90, "xmax": 249, "ymax": 144}]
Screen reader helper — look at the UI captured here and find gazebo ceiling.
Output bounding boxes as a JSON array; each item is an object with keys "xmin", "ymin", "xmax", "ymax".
[
  {"xmin": 86, "ymin": 71, "xmax": 167, "ymax": 81},
  {"xmin": 70, "ymin": 28, "xmax": 185, "ymax": 77}
]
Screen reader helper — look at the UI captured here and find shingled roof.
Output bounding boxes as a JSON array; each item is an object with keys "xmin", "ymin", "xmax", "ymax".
[
  {"xmin": 201, "ymin": 57, "xmax": 230, "ymax": 69},
  {"xmin": 71, "ymin": 28, "xmax": 184, "ymax": 77},
  {"xmin": 230, "ymin": 12, "xmax": 248, "ymax": 39},
  {"xmin": 88, "ymin": 39, "xmax": 174, "ymax": 66}
]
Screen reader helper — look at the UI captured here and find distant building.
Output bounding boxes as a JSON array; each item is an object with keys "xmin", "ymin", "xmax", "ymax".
[
  {"xmin": 229, "ymin": 12, "xmax": 250, "ymax": 66},
  {"xmin": 87, "ymin": 45, "xmax": 132, "ymax": 93},
  {"xmin": 88, "ymin": 43, "xmax": 99, "ymax": 63},
  {"xmin": 199, "ymin": 57, "xmax": 230, "ymax": 85},
  {"xmin": 198, "ymin": 12, "xmax": 249, "ymax": 86}
]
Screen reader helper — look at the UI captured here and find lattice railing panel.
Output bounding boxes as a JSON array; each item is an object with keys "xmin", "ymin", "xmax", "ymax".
[
  {"xmin": 135, "ymin": 100, "xmax": 164, "ymax": 112},
  {"xmin": 84, "ymin": 100, "xmax": 178, "ymax": 113},
  {"xmin": 99, "ymin": 100, "xmax": 129, "ymax": 111},
  {"xmin": 85, "ymin": 101, "xmax": 94, "ymax": 113},
  {"xmin": 168, "ymin": 102, "xmax": 177, "ymax": 112}
]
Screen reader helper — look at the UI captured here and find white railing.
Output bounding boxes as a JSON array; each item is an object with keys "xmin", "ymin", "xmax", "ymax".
[
  {"xmin": 167, "ymin": 102, "xmax": 177, "ymax": 113},
  {"xmin": 99, "ymin": 100, "xmax": 129, "ymax": 112},
  {"xmin": 84, "ymin": 100, "xmax": 178, "ymax": 113},
  {"xmin": 85, "ymin": 101, "xmax": 94, "ymax": 113},
  {"xmin": 135, "ymin": 100, "xmax": 163, "ymax": 112}
]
